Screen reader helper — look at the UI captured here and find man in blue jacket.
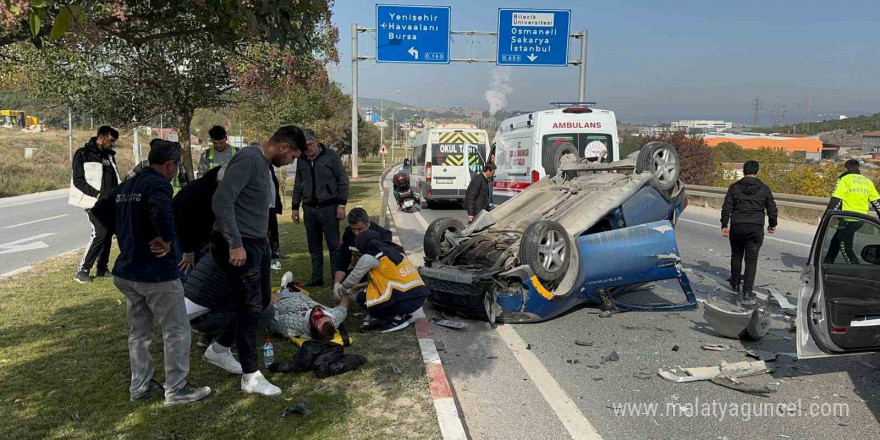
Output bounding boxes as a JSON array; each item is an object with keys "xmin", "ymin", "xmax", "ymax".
[{"xmin": 111, "ymin": 140, "xmax": 211, "ymax": 406}]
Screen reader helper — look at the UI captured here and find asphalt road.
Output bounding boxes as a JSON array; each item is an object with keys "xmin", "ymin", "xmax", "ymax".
[
  {"xmin": 382, "ymin": 172, "xmax": 880, "ymax": 440},
  {"xmin": 0, "ymin": 189, "xmax": 92, "ymax": 277}
]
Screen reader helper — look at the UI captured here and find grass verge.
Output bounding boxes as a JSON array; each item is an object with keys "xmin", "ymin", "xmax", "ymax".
[{"xmin": 0, "ymin": 162, "xmax": 439, "ymax": 440}]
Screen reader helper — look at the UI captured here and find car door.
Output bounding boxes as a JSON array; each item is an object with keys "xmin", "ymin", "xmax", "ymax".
[{"xmin": 798, "ymin": 211, "xmax": 880, "ymax": 359}]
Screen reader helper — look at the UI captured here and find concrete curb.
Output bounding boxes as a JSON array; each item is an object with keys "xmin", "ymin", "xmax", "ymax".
[{"xmin": 386, "ymin": 205, "xmax": 468, "ymax": 440}]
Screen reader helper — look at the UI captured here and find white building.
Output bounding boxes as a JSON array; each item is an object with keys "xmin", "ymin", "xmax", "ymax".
[{"xmin": 671, "ymin": 120, "xmax": 734, "ymax": 133}]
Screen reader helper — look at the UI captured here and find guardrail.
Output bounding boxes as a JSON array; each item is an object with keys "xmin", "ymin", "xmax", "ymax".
[{"xmin": 686, "ymin": 185, "xmax": 829, "ymax": 211}]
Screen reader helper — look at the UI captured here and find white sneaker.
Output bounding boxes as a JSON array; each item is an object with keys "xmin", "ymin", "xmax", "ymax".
[
  {"xmin": 203, "ymin": 344, "xmax": 243, "ymax": 374},
  {"xmin": 241, "ymin": 371, "xmax": 281, "ymax": 396}
]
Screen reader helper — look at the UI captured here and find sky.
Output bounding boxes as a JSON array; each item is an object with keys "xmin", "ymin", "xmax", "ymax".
[{"xmin": 329, "ymin": 0, "xmax": 880, "ymax": 125}]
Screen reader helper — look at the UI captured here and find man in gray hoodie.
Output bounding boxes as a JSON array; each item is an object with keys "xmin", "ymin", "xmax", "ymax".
[{"xmin": 211, "ymin": 125, "xmax": 304, "ymax": 396}]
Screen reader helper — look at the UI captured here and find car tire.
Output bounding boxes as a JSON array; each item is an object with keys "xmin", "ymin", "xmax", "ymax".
[
  {"xmin": 635, "ymin": 141, "xmax": 680, "ymax": 191},
  {"xmin": 424, "ymin": 217, "xmax": 466, "ymax": 261},
  {"xmin": 520, "ymin": 220, "xmax": 570, "ymax": 283},
  {"xmin": 542, "ymin": 142, "xmax": 577, "ymax": 177}
]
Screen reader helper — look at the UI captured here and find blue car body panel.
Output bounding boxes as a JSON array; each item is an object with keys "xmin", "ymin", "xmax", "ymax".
[{"xmin": 494, "ymin": 220, "xmax": 697, "ymax": 322}]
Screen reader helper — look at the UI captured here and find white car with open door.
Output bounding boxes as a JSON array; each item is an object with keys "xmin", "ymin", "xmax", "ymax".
[{"xmin": 798, "ymin": 210, "xmax": 880, "ymax": 358}]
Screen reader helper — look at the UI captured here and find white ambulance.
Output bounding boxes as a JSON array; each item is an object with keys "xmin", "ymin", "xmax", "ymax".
[
  {"xmin": 410, "ymin": 124, "xmax": 490, "ymax": 208},
  {"xmin": 491, "ymin": 103, "xmax": 620, "ymax": 203}
]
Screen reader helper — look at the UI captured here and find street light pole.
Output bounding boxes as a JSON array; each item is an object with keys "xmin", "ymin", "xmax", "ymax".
[{"xmin": 351, "ymin": 23, "xmax": 360, "ymax": 178}]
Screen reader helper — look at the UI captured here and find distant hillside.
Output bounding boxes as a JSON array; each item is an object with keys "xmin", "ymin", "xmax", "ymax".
[
  {"xmin": 358, "ymin": 97, "xmax": 414, "ymax": 110},
  {"xmin": 754, "ymin": 113, "xmax": 880, "ymax": 136}
]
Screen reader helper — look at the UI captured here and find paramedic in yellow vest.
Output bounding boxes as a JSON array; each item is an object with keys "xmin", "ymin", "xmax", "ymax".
[
  {"xmin": 339, "ymin": 230, "xmax": 428, "ymax": 333},
  {"xmin": 197, "ymin": 125, "xmax": 237, "ymax": 177},
  {"xmin": 824, "ymin": 159, "xmax": 880, "ymax": 264}
]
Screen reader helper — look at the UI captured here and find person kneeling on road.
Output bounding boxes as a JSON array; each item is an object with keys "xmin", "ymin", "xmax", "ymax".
[{"xmin": 339, "ymin": 230, "xmax": 428, "ymax": 333}]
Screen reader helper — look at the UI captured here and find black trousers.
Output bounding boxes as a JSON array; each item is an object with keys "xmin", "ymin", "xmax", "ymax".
[
  {"xmin": 303, "ymin": 204, "xmax": 341, "ymax": 282},
  {"xmin": 268, "ymin": 210, "xmax": 280, "ymax": 254},
  {"xmin": 729, "ymin": 224, "xmax": 765, "ymax": 294},
  {"xmin": 78, "ymin": 209, "xmax": 113, "ymax": 273},
  {"xmin": 824, "ymin": 221, "xmax": 861, "ymax": 264},
  {"xmin": 355, "ymin": 290, "xmax": 424, "ymax": 325},
  {"xmin": 192, "ymin": 304, "xmax": 275, "ymax": 342},
  {"xmin": 210, "ymin": 232, "xmax": 271, "ymax": 374}
]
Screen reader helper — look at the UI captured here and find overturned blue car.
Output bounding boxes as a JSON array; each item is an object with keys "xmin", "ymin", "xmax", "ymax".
[{"xmin": 419, "ymin": 142, "xmax": 697, "ymax": 323}]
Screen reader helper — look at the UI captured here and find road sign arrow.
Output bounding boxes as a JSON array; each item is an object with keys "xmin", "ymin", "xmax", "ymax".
[
  {"xmin": 0, "ymin": 232, "xmax": 55, "ymax": 255},
  {"xmin": 527, "ymin": 53, "xmax": 538, "ymax": 62},
  {"xmin": 408, "ymin": 46, "xmax": 419, "ymax": 60}
]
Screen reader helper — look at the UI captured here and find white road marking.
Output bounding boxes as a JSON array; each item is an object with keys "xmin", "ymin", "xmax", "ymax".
[
  {"xmin": 678, "ymin": 218, "xmax": 811, "ymax": 248},
  {"xmin": 0, "ymin": 233, "xmax": 56, "ymax": 255},
  {"xmin": 414, "ymin": 208, "xmax": 431, "ymax": 230},
  {"xmin": 0, "ymin": 195, "xmax": 67, "ymax": 209},
  {"xmin": 387, "ymin": 170, "xmax": 602, "ymax": 439},
  {"xmin": 495, "ymin": 324, "xmax": 603, "ymax": 440},
  {"xmin": 4, "ymin": 214, "xmax": 69, "ymax": 229}
]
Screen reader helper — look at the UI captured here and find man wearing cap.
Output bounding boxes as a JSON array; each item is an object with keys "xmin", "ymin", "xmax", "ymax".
[
  {"xmin": 823, "ymin": 159, "xmax": 880, "ymax": 264},
  {"xmin": 720, "ymin": 160, "xmax": 778, "ymax": 306}
]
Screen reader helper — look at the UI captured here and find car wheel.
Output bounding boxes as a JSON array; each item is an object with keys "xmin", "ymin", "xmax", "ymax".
[
  {"xmin": 520, "ymin": 220, "xmax": 570, "ymax": 283},
  {"xmin": 542, "ymin": 142, "xmax": 577, "ymax": 177},
  {"xmin": 636, "ymin": 141, "xmax": 680, "ymax": 191},
  {"xmin": 424, "ymin": 217, "xmax": 466, "ymax": 261}
]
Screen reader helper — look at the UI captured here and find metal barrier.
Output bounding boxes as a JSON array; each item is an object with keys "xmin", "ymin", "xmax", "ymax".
[{"xmin": 686, "ymin": 185, "xmax": 829, "ymax": 211}]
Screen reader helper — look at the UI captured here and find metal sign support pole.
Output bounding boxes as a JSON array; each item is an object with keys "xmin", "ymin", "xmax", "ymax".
[
  {"xmin": 67, "ymin": 107, "xmax": 73, "ymax": 164},
  {"xmin": 578, "ymin": 30, "xmax": 588, "ymax": 102},
  {"xmin": 351, "ymin": 22, "xmax": 360, "ymax": 178}
]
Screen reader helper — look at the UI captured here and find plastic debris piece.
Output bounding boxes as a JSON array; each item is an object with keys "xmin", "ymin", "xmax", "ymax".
[
  {"xmin": 658, "ymin": 360, "xmax": 774, "ymax": 383},
  {"xmin": 702, "ymin": 344, "xmax": 730, "ymax": 351},
  {"xmin": 574, "ymin": 339, "xmax": 593, "ymax": 347},
  {"xmin": 281, "ymin": 403, "xmax": 311, "ymax": 418},
  {"xmin": 433, "ymin": 317, "xmax": 468, "ymax": 330},
  {"xmin": 711, "ymin": 374, "xmax": 777, "ymax": 395},
  {"xmin": 601, "ymin": 351, "xmax": 620, "ymax": 363}
]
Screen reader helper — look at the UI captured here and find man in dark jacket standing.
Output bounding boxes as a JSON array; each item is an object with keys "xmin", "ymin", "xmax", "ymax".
[
  {"xmin": 720, "ymin": 160, "xmax": 778, "ymax": 306},
  {"xmin": 291, "ymin": 129, "xmax": 350, "ymax": 286},
  {"xmin": 212, "ymin": 125, "xmax": 304, "ymax": 396},
  {"xmin": 465, "ymin": 162, "xmax": 496, "ymax": 223},
  {"xmin": 70, "ymin": 126, "xmax": 120, "ymax": 283},
  {"xmin": 111, "ymin": 140, "xmax": 211, "ymax": 406}
]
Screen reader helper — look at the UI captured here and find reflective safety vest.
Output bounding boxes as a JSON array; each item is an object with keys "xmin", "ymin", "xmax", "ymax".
[
  {"xmin": 205, "ymin": 146, "xmax": 238, "ymax": 169},
  {"xmin": 139, "ymin": 159, "xmax": 183, "ymax": 194},
  {"xmin": 831, "ymin": 173, "xmax": 880, "ymax": 215},
  {"xmin": 365, "ymin": 253, "xmax": 429, "ymax": 309}
]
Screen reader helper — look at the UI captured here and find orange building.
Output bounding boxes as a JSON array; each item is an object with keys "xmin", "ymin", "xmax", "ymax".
[{"xmin": 703, "ymin": 134, "xmax": 822, "ymax": 155}]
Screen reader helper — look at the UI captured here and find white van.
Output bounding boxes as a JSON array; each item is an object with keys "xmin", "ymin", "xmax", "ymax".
[
  {"xmin": 410, "ymin": 124, "xmax": 490, "ymax": 208},
  {"xmin": 491, "ymin": 104, "xmax": 620, "ymax": 203}
]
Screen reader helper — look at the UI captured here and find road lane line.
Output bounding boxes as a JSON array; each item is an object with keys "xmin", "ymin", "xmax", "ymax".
[
  {"xmin": 0, "ymin": 233, "xmax": 57, "ymax": 248},
  {"xmin": 678, "ymin": 218, "xmax": 811, "ymax": 248},
  {"xmin": 4, "ymin": 214, "xmax": 70, "ymax": 229},
  {"xmin": 414, "ymin": 207, "xmax": 431, "ymax": 230},
  {"xmin": 495, "ymin": 325, "xmax": 602, "ymax": 440},
  {"xmin": 0, "ymin": 195, "xmax": 68, "ymax": 209}
]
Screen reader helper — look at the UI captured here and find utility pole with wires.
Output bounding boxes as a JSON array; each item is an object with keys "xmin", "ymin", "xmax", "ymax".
[
  {"xmin": 752, "ymin": 98, "xmax": 763, "ymax": 127},
  {"xmin": 771, "ymin": 104, "xmax": 786, "ymax": 127}
]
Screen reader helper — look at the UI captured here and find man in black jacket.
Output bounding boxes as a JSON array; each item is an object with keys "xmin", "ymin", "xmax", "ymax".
[
  {"xmin": 268, "ymin": 171, "xmax": 285, "ymax": 259},
  {"xmin": 291, "ymin": 129, "xmax": 350, "ymax": 286},
  {"xmin": 332, "ymin": 207, "xmax": 392, "ymax": 296},
  {"xmin": 110, "ymin": 140, "xmax": 211, "ymax": 406},
  {"xmin": 720, "ymin": 160, "xmax": 779, "ymax": 306},
  {"xmin": 173, "ymin": 165, "xmax": 224, "ymax": 277},
  {"xmin": 464, "ymin": 162, "xmax": 496, "ymax": 223},
  {"xmin": 71, "ymin": 126, "xmax": 120, "ymax": 283}
]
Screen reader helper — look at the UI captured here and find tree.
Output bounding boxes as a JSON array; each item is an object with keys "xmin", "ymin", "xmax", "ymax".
[
  {"xmin": 638, "ymin": 132, "xmax": 717, "ymax": 186},
  {"xmin": 4, "ymin": 1, "xmax": 338, "ymax": 180}
]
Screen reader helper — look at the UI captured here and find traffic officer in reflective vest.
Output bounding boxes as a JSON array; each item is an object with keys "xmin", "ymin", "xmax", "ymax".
[
  {"xmin": 198, "ymin": 126, "xmax": 237, "ymax": 178},
  {"xmin": 339, "ymin": 230, "xmax": 428, "ymax": 333},
  {"xmin": 824, "ymin": 159, "xmax": 880, "ymax": 263}
]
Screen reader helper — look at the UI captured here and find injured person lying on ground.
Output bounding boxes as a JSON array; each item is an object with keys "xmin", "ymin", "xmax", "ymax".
[{"xmin": 420, "ymin": 142, "xmax": 698, "ymax": 323}]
